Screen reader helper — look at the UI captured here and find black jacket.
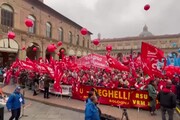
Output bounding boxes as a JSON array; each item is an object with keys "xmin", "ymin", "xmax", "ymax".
[{"xmin": 157, "ymin": 88, "xmax": 176, "ymax": 108}]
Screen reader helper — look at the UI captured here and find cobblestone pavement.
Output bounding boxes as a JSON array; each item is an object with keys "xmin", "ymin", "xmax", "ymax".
[
  {"xmin": 4, "ymin": 99, "xmax": 84, "ymax": 120},
  {"xmin": 2, "ymin": 85, "xmax": 180, "ymax": 120}
]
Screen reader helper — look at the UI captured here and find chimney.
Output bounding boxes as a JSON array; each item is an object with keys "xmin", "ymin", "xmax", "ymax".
[{"xmin": 38, "ymin": 0, "xmax": 44, "ymax": 3}]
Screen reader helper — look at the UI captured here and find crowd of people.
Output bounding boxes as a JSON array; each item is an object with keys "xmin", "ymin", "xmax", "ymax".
[
  {"xmin": 1, "ymin": 63, "xmax": 180, "ymax": 97},
  {"xmin": 0, "ymin": 60, "xmax": 179, "ymax": 120},
  {"xmin": 85, "ymin": 79, "xmax": 177, "ymax": 120}
]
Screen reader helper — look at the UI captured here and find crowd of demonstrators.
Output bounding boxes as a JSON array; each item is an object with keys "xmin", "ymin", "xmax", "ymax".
[
  {"xmin": 1, "ymin": 68, "xmax": 53, "ymax": 98},
  {"xmin": 61, "ymin": 66, "xmax": 179, "ymax": 93},
  {"xmin": 0, "ymin": 64, "xmax": 9, "ymax": 82},
  {"xmin": 3, "ymin": 64, "xmax": 180, "ymax": 94},
  {"xmin": 1, "ymin": 56, "xmax": 180, "ymax": 108}
]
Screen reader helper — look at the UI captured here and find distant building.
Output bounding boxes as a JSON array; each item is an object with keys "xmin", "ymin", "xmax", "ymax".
[
  {"xmin": 0, "ymin": 0, "xmax": 92, "ymax": 66},
  {"xmin": 94, "ymin": 25, "xmax": 180, "ymax": 57}
]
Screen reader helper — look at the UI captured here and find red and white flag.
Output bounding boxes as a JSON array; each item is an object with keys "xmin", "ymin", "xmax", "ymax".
[
  {"xmin": 106, "ymin": 54, "xmax": 129, "ymax": 71},
  {"xmin": 141, "ymin": 42, "xmax": 165, "ymax": 77}
]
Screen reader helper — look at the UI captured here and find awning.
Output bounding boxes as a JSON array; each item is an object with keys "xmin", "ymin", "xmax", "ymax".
[
  {"xmin": 29, "ymin": 42, "xmax": 40, "ymax": 48},
  {"xmin": 82, "ymin": 51, "xmax": 87, "ymax": 56},
  {"xmin": 76, "ymin": 51, "xmax": 82, "ymax": 56},
  {"xmin": 0, "ymin": 47, "xmax": 18, "ymax": 53},
  {"xmin": 68, "ymin": 49, "xmax": 75, "ymax": 56},
  {"xmin": 0, "ymin": 39, "xmax": 19, "ymax": 53}
]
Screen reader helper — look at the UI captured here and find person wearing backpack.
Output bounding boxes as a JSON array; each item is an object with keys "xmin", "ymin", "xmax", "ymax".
[
  {"xmin": 6, "ymin": 86, "xmax": 25, "ymax": 120},
  {"xmin": 157, "ymin": 80, "xmax": 177, "ymax": 120}
]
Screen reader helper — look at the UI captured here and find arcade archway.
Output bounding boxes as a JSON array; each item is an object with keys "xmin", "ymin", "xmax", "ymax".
[
  {"xmin": 0, "ymin": 38, "xmax": 18, "ymax": 67},
  {"xmin": 26, "ymin": 42, "xmax": 40, "ymax": 60},
  {"xmin": 45, "ymin": 49, "xmax": 55, "ymax": 61},
  {"xmin": 76, "ymin": 50, "xmax": 82, "ymax": 58},
  {"xmin": 59, "ymin": 48, "xmax": 66, "ymax": 60}
]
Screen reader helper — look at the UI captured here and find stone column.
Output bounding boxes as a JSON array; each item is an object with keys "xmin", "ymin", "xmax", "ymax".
[
  {"xmin": 41, "ymin": 40, "xmax": 45, "ymax": 59},
  {"xmin": 21, "ymin": 40, "xmax": 26, "ymax": 60},
  {"xmin": 19, "ymin": 35, "xmax": 27, "ymax": 60}
]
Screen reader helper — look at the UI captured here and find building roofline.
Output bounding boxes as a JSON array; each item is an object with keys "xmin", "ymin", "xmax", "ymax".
[
  {"xmin": 25, "ymin": 0, "xmax": 93, "ymax": 34},
  {"xmin": 101, "ymin": 33, "xmax": 180, "ymax": 42}
]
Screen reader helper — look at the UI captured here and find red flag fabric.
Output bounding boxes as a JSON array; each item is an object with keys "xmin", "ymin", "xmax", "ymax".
[
  {"xmin": 19, "ymin": 60, "xmax": 35, "ymax": 71},
  {"xmin": 141, "ymin": 42, "xmax": 164, "ymax": 60},
  {"xmin": 77, "ymin": 54, "xmax": 109, "ymax": 69},
  {"xmin": 106, "ymin": 54, "xmax": 129, "ymax": 71},
  {"xmin": 141, "ymin": 42, "xmax": 165, "ymax": 77}
]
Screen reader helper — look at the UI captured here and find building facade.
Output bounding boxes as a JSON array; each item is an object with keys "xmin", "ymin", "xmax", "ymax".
[
  {"xmin": 0, "ymin": 0, "xmax": 92, "ymax": 66},
  {"xmin": 94, "ymin": 25, "xmax": 180, "ymax": 58}
]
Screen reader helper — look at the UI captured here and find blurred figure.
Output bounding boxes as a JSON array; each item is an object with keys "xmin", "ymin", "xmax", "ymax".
[
  {"xmin": 43, "ymin": 74, "xmax": 51, "ymax": 99},
  {"xmin": 6, "ymin": 86, "xmax": 25, "ymax": 120},
  {"xmin": 85, "ymin": 96, "xmax": 100, "ymax": 120},
  {"xmin": 86, "ymin": 91, "xmax": 94, "ymax": 104},
  {"xmin": 147, "ymin": 80, "xmax": 157, "ymax": 115},
  {"xmin": 33, "ymin": 73, "xmax": 40, "ymax": 96},
  {"xmin": 157, "ymin": 80, "xmax": 176, "ymax": 120}
]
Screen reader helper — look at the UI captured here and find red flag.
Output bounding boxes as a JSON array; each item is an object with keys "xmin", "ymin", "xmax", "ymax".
[
  {"xmin": 141, "ymin": 42, "xmax": 164, "ymax": 60},
  {"xmin": 141, "ymin": 42, "xmax": 165, "ymax": 77},
  {"xmin": 106, "ymin": 54, "xmax": 129, "ymax": 71},
  {"xmin": 19, "ymin": 60, "xmax": 35, "ymax": 71}
]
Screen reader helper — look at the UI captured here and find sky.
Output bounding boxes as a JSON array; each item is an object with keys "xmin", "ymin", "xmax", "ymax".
[{"xmin": 44, "ymin": 0, "xmax": 180, "ymax": 39}]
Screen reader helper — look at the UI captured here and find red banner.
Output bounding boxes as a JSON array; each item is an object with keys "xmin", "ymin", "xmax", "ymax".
[
  {"xmin": 72, "ymin": 85, "xmax": 160, "ymax": 109},
  {"xmin": 77, "ymin": 54, "xmax": 109, "ymax": 69}
]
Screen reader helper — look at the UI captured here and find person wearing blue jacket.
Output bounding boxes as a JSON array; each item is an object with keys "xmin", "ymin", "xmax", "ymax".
[
  {"xmin": 85, "ymin": 96, "xmax": 100, "ymax": 120},
  {"xmin": 6, "ymin": 86, "xmax": 25, "ymax": 120},
  {"xmin": 85, "ymin": 91, "xmax": 94, "ymax": 104}
]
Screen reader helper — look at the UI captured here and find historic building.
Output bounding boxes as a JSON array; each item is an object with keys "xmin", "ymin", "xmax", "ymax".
[
  {"xmin": 0, "ymin": 0, "xmax": 92, "ymax": 66},
  {"xmin": 94, "ymin": 25, "xmax": 180, "ymax": 57}
]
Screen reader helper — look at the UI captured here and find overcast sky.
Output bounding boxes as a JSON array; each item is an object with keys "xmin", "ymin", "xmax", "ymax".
[{"xmin": 44, "ymin": 0, "xmax": 180, "ymax": 39}]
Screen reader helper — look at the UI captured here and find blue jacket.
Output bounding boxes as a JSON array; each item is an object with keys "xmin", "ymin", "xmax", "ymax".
[
  {"xmin": 86, "ymin": 98, "xmax": 91, "ymax": 104},
  {"xmin": 85, "ymin": 101, "xmax": 100, "ymax": 120},
  {"xmin": 6, "ymin": 91, "xmax": 25, "ymax": 110}
]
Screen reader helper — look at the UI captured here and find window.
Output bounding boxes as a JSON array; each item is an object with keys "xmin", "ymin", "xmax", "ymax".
[
  {"xmin": 28, "ymin": 15, "xmax": 36, "ymax": 34},
  {"xmin": 1, "ymin": 4, "xmax": 14, "ymax": 27},
  {"xmin": 76, "ymin": 35, "xmax": 79, "ymax": 45},
  {"xmin": 46, "ymin": 22, "xmax": 52, "ymax": 38},
  {"xmin": 83, "ymin": 38, "xmax": 85, "ymax": 47},
  {"xmin": 58, "ymin": 28, "xmax": 63, "ymax": 41},
  {"xmin": 69, "ymin": 31, "xmax": 72, "ymax": 44}
]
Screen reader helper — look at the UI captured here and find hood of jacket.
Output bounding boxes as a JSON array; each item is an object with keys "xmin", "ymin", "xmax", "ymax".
[{"xmin": 162, "ymin": 87, "xmax": 171, "ymax": 94}]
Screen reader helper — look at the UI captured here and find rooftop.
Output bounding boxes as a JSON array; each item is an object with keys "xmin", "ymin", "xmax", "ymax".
[
  {"xmin": 101, "ymin": 25, "xmax": 180, "ymax": 42},
  {"xmin": 25, "ymin": 0, "xmax": 93, "ymax": 34}
]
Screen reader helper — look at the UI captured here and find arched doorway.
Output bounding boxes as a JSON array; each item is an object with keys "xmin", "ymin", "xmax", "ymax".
[
  {"xmin": 82, "ymin": 51, "xmax": 87, "ymax": 56},
  {"xmin": 59, "ymin": 48, "xmax": 66, "ymax": 60},
  {"xmin": 26, "ymin": 42, "xmax": 40, "ymax": 60},
  {"xmin": 68, "ymin": 49, "xmax": 75, "ymax": 56},
  {"xmin": 0, "ymin": 38, "xmax": 18, "ymax": 67},
  {"xmin": 76, "ymin": 50, "xmax": 82, "ymax": 58},
  {"xmin": 45, "ymin": 49, "xmax": 55, "ymax": 61}
]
